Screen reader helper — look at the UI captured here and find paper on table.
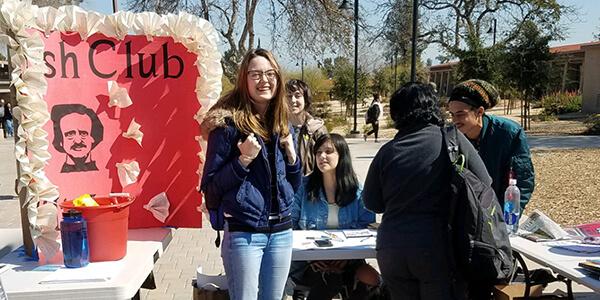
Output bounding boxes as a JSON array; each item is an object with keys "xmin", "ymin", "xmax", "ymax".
[
  {"xmin": 39, "ymin": 261, "xmax": 124, "ymax": 284},
  {"xmin": 343, "ymin": 229, "xmax": 373, "ymax": 238},
  {"xmin": 543, "ymin": 240, "xmax": 600, "ymax": 254}
]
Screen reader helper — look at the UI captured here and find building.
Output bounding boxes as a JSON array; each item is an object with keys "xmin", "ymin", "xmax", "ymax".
[
  {"xmin": 428, "ymin": 61, "xmax": 458, "ymax": 98},
  {"xmin": 427, "ymin": 41, "xmax": 600, "ymax": 113},
  {"xmin": 0, "ymin": 60, "xmax": 9, "ymax": 100}
]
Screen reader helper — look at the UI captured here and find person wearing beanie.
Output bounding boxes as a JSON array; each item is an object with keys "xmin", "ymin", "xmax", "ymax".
[{"xmin": 448, "ymin": 79, "xmax": 535, "ymax": 211}]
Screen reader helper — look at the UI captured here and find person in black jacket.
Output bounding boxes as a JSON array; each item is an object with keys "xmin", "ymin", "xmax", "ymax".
[{"xmin": 362, "ymin": 82, "xmax": 491, "ymax": 300}]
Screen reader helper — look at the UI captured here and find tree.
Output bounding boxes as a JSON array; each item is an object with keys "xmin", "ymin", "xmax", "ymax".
[
  {"xmin": 127, "ymin": 0, "xmax": 352, "ymax": 82},
  {"xmin": 420, "ymin": 0, "xmax": 568, "ymax": 57},
  {"xmin": 454, "ymin": 34, "xmax": 504, "ymax": 83},
  {"xmin": 504, "ymin": 20, "xmax": 552, "ymax": 129},
  {"xmin": 330, "ymin": 57, "xmax": 369, "ymax": 115},
  {"xmin": 376, "ymin": 0, "xmax": 427, "ymax": 69},
  {"xmin": 32, "ymin": 0, "xmax": 82, "ymax": 7},
  {"xmin": 371, "ymin": 66, "xmax": 393, "ymax": 97}
]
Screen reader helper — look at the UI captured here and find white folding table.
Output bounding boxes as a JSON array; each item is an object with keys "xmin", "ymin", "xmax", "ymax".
[
  {"xmin": 0, "ymin": 228, "xmax": 173, "ymax": 300},
  {"xmin": 509, "ymin": 236, "xmax": 600, "ymax": 298},
  {"xmin": 291, "ymin": 229, "xmax": 377, "ymax": 261}
]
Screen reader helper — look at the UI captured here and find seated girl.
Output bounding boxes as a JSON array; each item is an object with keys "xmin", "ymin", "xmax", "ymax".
[{"xmin": 290, "ymin": 133, "xmax": 379, "ymax": 300}]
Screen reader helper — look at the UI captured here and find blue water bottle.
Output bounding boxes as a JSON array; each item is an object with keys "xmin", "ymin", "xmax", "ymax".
[{"xmin": 60, "ymin": 209, "xmax": 90, "ymax": 268}]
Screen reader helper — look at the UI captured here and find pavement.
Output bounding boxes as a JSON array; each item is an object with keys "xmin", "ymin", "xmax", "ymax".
[{"xmin": 0, "ymin": 133, "xmax": 599, "ymax": 299}]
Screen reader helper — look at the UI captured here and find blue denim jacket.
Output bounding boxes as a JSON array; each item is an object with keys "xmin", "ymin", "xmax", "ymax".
[
  {"xmin": 291, "ymin": 179, "xmax": 375, "ymax": 230},
  {"xmin": 201, "ymin": 119, "xmax": 302, "ymax": 230}
]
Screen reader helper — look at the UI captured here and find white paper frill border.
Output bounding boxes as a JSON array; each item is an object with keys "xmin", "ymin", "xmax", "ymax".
[{"xmin": 0, "ymin": 0, "xmax": 222, "ymax": 249}]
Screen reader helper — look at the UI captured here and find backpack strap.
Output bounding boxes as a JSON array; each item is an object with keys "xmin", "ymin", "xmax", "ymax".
[{"xmin": 442, "ymin": 125, "xmax": 465, "ymax": 173}]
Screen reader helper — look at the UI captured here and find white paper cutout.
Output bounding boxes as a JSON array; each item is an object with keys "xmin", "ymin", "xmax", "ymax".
[
  {"xmin": 34, "ymin": 203, "xmax": 61, "ymax": 261},
  {"xmin": 143, "ymin": 192, "xmax": 170, "ymax": 223},
  {"xmin": 122, "ymin": 119, "xmax": 144, "ymax": 146},
  {"xmin": 116, "ymin": 161, "xmax": 140, "ymax": 187},
  {"xmin": 107, "ymin": 81, "xmax": 133, "ymax": 108},
  {"xmin": 33, "ymin": 6, "xmax": 65, "ymax": 37}
]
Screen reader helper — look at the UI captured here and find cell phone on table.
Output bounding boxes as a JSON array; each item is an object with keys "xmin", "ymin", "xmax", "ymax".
[{"xmin": 314, "ymin": 239, "xmax": 333, "ymax": 247}]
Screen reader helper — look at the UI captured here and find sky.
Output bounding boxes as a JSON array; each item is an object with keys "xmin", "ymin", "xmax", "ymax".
[{"xmin": 77, "ymin": 0, "xmax": 600, "ymax": 70}]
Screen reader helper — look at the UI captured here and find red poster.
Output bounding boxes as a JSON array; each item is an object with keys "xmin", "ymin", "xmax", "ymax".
[{"xmin": 42, "ymin": 31, "xmax": 202, "ymax": 228}]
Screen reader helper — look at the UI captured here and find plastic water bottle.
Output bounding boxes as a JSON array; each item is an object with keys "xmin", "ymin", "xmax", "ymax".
[
  {"xmin": 503, "ymin": 179, "xmax": 521, "ymax": 235},
  {"xmin": 60, "ymin": 209, "xmax": 90, "ymax": 268}
]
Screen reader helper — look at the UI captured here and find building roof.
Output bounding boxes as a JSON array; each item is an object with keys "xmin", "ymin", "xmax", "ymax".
[
  {"xmin": 428, "ymin": 61, "xmax": 458, "ymax": 71},
  {"xmin": 427, "ymin": 41, "xmax": 600, "ymax": 71},
  {"xmin": 550, "ymin": 41, "xmax": 600, "ymax": 55}
]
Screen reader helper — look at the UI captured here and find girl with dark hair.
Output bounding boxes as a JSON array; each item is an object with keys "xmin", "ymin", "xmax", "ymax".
[
  {"xmin": 290, "ymin": 133, "xmax": 378, "ymax": 300},
  {"xmin": 363, "ymin": 82, "xmax": 490, "ymax": 300},
  {"xmin": 286, "ymin": 79, "xmax": 327, "ymax": 176},
  {"xmin": 200, "ymin": 48, "xmax": 302, "ymax": 300}
]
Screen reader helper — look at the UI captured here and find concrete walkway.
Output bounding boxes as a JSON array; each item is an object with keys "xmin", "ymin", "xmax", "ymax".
[{"xmin": 0, "ymin": 135, "xmax": 599, "ymax": 299}]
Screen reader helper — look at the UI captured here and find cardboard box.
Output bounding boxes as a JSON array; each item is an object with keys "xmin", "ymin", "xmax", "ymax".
[{"xmin": 493, "ymin": 283, "xmax": 544, "ymax": 300}]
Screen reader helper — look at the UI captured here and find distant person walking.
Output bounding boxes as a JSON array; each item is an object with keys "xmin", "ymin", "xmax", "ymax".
[
  {"xmin": 286, "ymin": 79, "xmax": 327, "ymax": 176},
  {"xmin": 448, "ymin": 79, "xmax": 535, "ymax": 210},
  {"xmin": 2, "ymin": 101, "xmax": 13, "ymax": 138},
  {"xmin": 0, "ymin": 99, "xmax": 5, "ymax": 138},
  {"xmin": 363, "ymin": 93, "xmax": 383, "ymax": 142}
]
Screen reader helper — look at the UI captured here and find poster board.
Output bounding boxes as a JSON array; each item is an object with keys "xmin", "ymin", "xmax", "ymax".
[{"xmin": 0, "ymin": 1, "xmax": 222, "ymax": 242}]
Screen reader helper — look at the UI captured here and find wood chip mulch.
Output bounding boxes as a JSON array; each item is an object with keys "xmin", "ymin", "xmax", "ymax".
[{"xmin": 525, "ymin": 149, "xmax": 600, "ymax": 226}]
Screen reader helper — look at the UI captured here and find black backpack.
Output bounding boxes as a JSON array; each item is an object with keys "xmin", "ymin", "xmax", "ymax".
[
  {"xmin": 442, "ymin": 126, "xmax": 513, "ymax": 284},
  {"xmin": 366, "ymin": 103, "xmax": 380, "ymax": 124}
]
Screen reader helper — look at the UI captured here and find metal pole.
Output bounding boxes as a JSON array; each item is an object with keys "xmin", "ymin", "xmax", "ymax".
[
  {"xmin": 112, "ymin": 0, "xmax": 118, "ymax": 12},
  {"xmin": 351, "ymin": 0, "xmax": 359, "ymax": 134},
  {"xmin": 301, "ymin": 58, "xmax": 304, "ymax": 82},
  {"xmin": 410, "ymin": 0, "xmax": 418, "ymax": 82},
  {"xmin": 493, "ymin": 18, "xmax": 497, "ymax": 46},
  {"xmin": 394, "ymin": 49, "xmax": 398, "ymax": 90}
]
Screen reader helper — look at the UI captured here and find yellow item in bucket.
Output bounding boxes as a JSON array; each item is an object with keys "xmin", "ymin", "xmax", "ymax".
[{"xmin": 73, "ymin": 194, "xmax": 99, "ymax": 207}]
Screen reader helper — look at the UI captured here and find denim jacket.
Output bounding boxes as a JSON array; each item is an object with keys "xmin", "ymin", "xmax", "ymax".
[
  {"xmin": 291, "ymin": 179, "xmax": 375, "ymax": 230},
  {"xmin": 200, "ymin": 109, "xmax": 302, "ymax": 230}
]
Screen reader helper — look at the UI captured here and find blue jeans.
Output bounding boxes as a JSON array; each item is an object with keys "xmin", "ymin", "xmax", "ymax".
[
  {"xmin": 3, "ymin": 119, "xmax": 13, "ymax": 137},
  {"xmin": 221, "ymin": 226, "xmax": 292, "ymax": 300}
]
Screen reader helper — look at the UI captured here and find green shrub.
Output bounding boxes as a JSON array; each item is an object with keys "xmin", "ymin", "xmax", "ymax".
[
  {"xmin": 585, "ymin": 114, "xmax": 600, "ymax": 135},
  {"xmin": 324, "ymin": 115, "xmax": 347, "ymax": 132},
  {"xmin": 541, "ymin": 91, "xmax": 581, "ymax": 115}
]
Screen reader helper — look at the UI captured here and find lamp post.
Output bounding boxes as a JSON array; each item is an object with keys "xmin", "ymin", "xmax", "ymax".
[
  {"xmin": 487, "ymin": 18, "xmax": 497, "ymax": 46},
  {"xmin": 112, "ymin": 0, "xmax": 118, "ymax": 12},
  {"xmin": 339, "ymin": 0, "xmax": 359, "ymax": 135},
  {"xmin": 301, "ymin": 58, "xmax": 304, "ymax": 81},
  {"xmin": 296, "ymin": 58, "xmax": 305, "ymax": 81},
  {"xmin": 410, "ymin": 0, "xmax": 418, "ymax": 82}
]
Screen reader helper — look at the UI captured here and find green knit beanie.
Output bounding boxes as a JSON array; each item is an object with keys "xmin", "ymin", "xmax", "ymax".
[{"xmin": 449, "ymin": 79, "xmax": 500, "ymax": 109}]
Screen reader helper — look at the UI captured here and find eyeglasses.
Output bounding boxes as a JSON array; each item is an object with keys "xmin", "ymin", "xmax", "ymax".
[{"xmin": 248, "ymin": 69, "xmax": 277, "ymax": 81}]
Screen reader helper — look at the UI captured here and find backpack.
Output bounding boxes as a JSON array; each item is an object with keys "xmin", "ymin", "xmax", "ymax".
[
  {"xmin": 204, "ymin": 121, "xmax": 243, "ymax": 248},
  {"xmin": 442, "ymin": 125, "xmax": 513, "ymax": 284},
  {"xmin": 366, "ymin": 103, "xmax": 380, "ymax": 124}
]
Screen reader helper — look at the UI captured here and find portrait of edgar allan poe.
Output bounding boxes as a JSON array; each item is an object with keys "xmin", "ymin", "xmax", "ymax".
[{"xmin": 51, "ymin": 104, "xmax": 104, "ymax": 173}]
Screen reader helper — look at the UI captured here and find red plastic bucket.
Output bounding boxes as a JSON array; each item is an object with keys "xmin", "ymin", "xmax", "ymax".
[{"xmin": 59, "ymin": 195, "xmax": 134, "ymax": 262}]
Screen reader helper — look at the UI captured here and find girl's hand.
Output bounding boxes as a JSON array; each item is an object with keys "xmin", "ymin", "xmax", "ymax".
[
  {"xmin": 237, "ymin": 133, "xmax": 261, "ymax": 167},
  {"xmin": 279, "ymin": 134, "xmax": 297, "ymax": 164}
]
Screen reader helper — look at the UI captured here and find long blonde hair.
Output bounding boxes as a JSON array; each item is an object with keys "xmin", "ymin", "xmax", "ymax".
[{"xmin": 213, "ymin": 49, "xmax": 289, "ymax": 141}]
